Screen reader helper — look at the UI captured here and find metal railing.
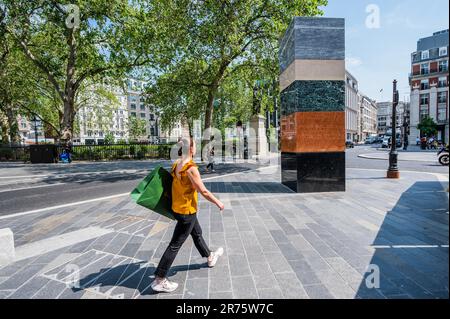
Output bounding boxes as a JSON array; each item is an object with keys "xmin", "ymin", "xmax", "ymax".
[
  {"xmin": 0, "ymin": 143, "xmax": 174, "ymax": 162},
  {"xmin": 0, "ymin": 145, "xmax": 30, "ymax": 162},
  {"xmin": 61, "ymin": 143, "xmax": 173, "ymax": 161}
]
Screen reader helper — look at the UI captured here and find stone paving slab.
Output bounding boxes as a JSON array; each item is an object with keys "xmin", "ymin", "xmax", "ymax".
[{"xmin": 0, "ymin": 166, "xmax": 448, "ymax": 299}]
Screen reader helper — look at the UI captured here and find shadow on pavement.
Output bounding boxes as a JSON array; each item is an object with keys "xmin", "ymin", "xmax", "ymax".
[
  {"xmin": 357, "ymin": 181, "xmax": 449, "ymax": 299},
  {"xmin": 72, "ymin": 261, "xmax": 205, "ymax": 297},
  {"xmin": 203, "ymin": 181, "xmax": 294, "ymax": 194}
]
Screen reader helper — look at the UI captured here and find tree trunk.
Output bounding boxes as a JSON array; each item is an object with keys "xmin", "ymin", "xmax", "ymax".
[
  {"xmin": 0, "ymin": 112, "xmax": 9, "ymax": 144},
  {"xmin": 61, "ymin": 96, "xmax": 75, "ymax": 145},
  {"xmin": 202, "ymin": 87, "xmax": 216, "ymax": 161},
  {"xmin": 5, "ymin": 105, "xmax": 19, "ymax": 145},
  {"xmin": 61, "ymin": 26, "xmax": 77, "ymax": 146}
]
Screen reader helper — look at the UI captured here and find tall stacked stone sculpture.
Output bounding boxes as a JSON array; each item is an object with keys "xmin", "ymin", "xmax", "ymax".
[{"xmin": 279, "ymin": 17, "xmax": 346, "ymax": 193}]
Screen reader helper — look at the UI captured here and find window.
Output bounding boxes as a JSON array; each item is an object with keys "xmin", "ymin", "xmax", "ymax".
[
  {"xmin": 421, "ymin": 50, "xmax": 429, "ymax": 60},
  {"xmin": 438, "ymin": 77, "xmax": 447, "ymax": 88},
  {"xmin": 150, "ymin": 127, "xmax": 155, "ymax": 136},
  {"xmin": 420, "ymin": 93, "xmax": 429, "ymax": 105},
  {"xmin": 140, "ymin": 113, "xmax": 146, "ymax": 118},
  {"xmin": 419, "ymin": 105, "xmax": 429, "ymax": 120},
  {"xmin": 140, "ymin": 105, "xmax": 145, "ymax": 111},
  {"xmin": 150, "ymin": 114, "xmax": 155, "ymax": 121},
  {"xmin": 131, "ymin": 112, "xmax": 136, "ymax": 117},
  {"xmin": 130, "ymin": 103, "xmax": 136, "ymax": 110},
  {"xmin": 421, "ymin": 63, "xmax": 429, "ymax": 75},
  {"xmin": 439, "ymin": 60, "xmax": 448, "ymax": 72},
  {"xmin": 438, "ymin": 92, "xmax": 447, "ymax": 104},
  {"xmin": 438, "ymin": 104, "xmax": 447, "ymax": 121},
  {"xmin": 420, "ymin": 79, "xmax": 429, "ymax": 90},
  {"xmin": 439, "ymin": 47, "xmax": 448, "ymax": 57}
]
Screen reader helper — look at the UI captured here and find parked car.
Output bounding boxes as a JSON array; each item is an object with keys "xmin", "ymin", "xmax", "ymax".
[
  {"xmin": 346, "ymin": 140, "xmax": 355, "ymax": 148},
  {"xmin": 374, "ymin": 137, "xmax": 383, "ymax": 144},
  {"xmin": 381, "ymin": 137, "xmax": 390, "ymax": 148}
]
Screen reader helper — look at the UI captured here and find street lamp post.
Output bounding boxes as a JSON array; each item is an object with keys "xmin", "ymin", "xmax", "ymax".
[
  {"xmin": 32, "ymin": 115, "xmax": 39, "ymax": 145},
  {"xmin": 387, "ymin": 80, "xmax": 400, "ymax": 179}
]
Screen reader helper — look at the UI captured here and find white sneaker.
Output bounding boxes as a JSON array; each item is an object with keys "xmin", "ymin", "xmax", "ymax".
[
  {"xmin": 208, "ymin": 247, "xmax": 224, "ymax": 268},
  {"xmin": 150, "ymin": 278, "xmax": 179, "ymax": 293}
]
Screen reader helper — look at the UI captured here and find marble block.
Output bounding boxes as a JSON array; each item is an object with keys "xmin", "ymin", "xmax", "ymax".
[
  {"xmin": 0, "ymin": 228, "xmax": 15, "ymax": 267},
  {"xmin": 280, "ymin": 80, "xmax": 345, "ymax": 116},
  {"xmin": 279, "ymin": 17, "xmax": 345, "ymax": 73}
]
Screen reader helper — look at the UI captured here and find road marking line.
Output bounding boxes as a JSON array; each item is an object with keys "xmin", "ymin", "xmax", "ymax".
[
  {"xmin": 0, "ymin": 174, "xmax": 49, "ymax": 179},
  {"xmin": 0, "ymin": 169, "xmax": 146, "ymax": 180},
  {"xmin": 0, "ymin": 183, "xmax": 67, "ymax": 193},
  {"xmin": 358, "ymin": 153, "xmax": 437, "ymax": 162},
  {"xmin": 0, "ymin": 194, "xmax": 130, "ymax": 220},
  {"xmin": 14, "ymin": 227, "xmax": 113, "ymax": 262}
]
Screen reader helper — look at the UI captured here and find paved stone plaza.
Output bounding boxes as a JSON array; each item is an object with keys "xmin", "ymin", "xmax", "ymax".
[{"xmin": 0, "ymin": 165, "xmax": 448, "ymax": 299}]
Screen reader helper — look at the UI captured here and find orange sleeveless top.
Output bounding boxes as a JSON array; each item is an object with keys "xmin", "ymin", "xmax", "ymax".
[{"xmin": 171, "ymin": 160, "xmax": 198, "ymax": 215}]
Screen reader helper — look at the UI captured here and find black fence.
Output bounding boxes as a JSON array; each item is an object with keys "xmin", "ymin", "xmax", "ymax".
[
  {"xmin": 0, "ymin": 145, "xmax": 30, "ymax": 162},
  {"xmin": 66, "ymin": 143, "xmax": 173, "ymax": 161},
  {"xmin": 0, "ymin": 143, "xmax": 174, "ymax": 162}
]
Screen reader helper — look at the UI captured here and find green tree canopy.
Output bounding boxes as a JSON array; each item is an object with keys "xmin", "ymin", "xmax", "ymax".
[
  {"xmin": 418, "ymin": 116, "xmax": 438, "ymax": 137},
  {"xmin": 0, "ymin": 0, "xmax": 165, "ymax": 143},
  {"xmin": 128, "ymin": 116, "xmax": 147, "ymax": 142},
  {"xmin": 145, "ymin": 0, "xmax": 327, "ymax": 140}
]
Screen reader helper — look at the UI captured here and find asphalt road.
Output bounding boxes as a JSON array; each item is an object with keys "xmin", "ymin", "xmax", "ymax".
[
  {"xmin": 0, "ymin": 160, "xmax": 259, "ymax": 216},
  {"xmin": 0, "ymin": 147, "xmax": 448, "ymax": 217}
]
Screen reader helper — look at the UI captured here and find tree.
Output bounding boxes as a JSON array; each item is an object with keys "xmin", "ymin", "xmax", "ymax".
[
  {"xmin": 128, "ymin": 117, "xmax": 147, "ymax": 142},
  {"xmin": 0, "ymin": 0, "xmax": 162, "ymax": 143},
  {"xmin": 147, "ymin": 0, "xmax": 327, "ymax": 144},
  {"xmin": 417, "ymin": 116, "xmax": 438, "ymax": 137},
  {"xmin": 146, "ymin": 61, "xmax": 207, "ymax": 135},
  {"xmin": 104, "ymin": 131, "xmax": 115, "ymax": 145}
]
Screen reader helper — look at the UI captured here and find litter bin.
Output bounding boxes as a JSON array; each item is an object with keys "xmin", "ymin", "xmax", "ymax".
[{"xmin": 30, "ymin": 144, "xmax": 58, "ymax": 164}]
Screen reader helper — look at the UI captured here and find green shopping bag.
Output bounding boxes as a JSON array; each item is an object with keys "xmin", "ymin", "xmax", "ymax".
[{"xmin": 130, "ymin": 165, "xmax": 175, "ymax": 220}]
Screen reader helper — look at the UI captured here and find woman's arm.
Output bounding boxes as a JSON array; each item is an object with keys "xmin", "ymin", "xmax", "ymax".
[{"xmin": 187, "ymin": 167, "xmax": 224, "ymax": 211}]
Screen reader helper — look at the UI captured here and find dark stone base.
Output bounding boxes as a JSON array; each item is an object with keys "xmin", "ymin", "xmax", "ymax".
[{"xmin": 281, "ymin": 152, "xmax": 346, "ymax": 193}]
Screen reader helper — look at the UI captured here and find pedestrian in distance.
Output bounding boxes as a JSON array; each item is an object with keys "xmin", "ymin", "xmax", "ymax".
[
  {"xmin": 205, "ymin": 137, "xmax": 215, "ymax": 173},
  {"xmin": 151, "ymin": 137, "xmax": 225, "ymax": 293}
]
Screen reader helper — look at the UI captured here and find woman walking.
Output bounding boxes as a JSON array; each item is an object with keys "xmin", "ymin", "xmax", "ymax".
[{"xmin": 151, "ymin": 137, "xmax": 225, "ymax": 293}]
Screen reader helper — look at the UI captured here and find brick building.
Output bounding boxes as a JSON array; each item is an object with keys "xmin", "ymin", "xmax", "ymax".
[{"xmin": 410, "ymin": 30, "xmax": 449, "ymax": 144}]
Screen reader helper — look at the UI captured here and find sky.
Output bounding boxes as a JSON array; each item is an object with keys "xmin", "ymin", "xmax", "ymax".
[{"xmin": 320, "ymin": 0, "xmax": 449, "ymax": 103}]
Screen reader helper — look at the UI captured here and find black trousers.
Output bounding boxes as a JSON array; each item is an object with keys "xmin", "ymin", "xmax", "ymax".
[{"xmin": 154, "ymin": 213, "xmax": 210, "ymax": 278}]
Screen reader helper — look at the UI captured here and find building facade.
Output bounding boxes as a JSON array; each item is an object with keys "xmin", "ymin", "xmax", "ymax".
[
  {"xmin": 377, "ymin": 101, "xmax": 409, "ymax": 137},
  {"xmin": 359, "ymin": 94, "xmax": 378, "ymax": 140},
  {"xmin": 74, "ymin": 78, "xmax": 184, "ymax": 144},
  {"xmin": 17, "ymin": 115, "xmax": 47, "ymax": 144},
  {"xmin": 345, "ymin": 71, "xmax": 360, "ymax": 142},
  {"xmin": 75, "ymin": 85, "xmax": 130, "ymax": 144},
  {"xmin": 126, "ymin": 78, "xmax": 161, "ymax": 143},
  {"xmin": 409, "ymin": 29, "xmax": 449, "ymax": 144}
]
